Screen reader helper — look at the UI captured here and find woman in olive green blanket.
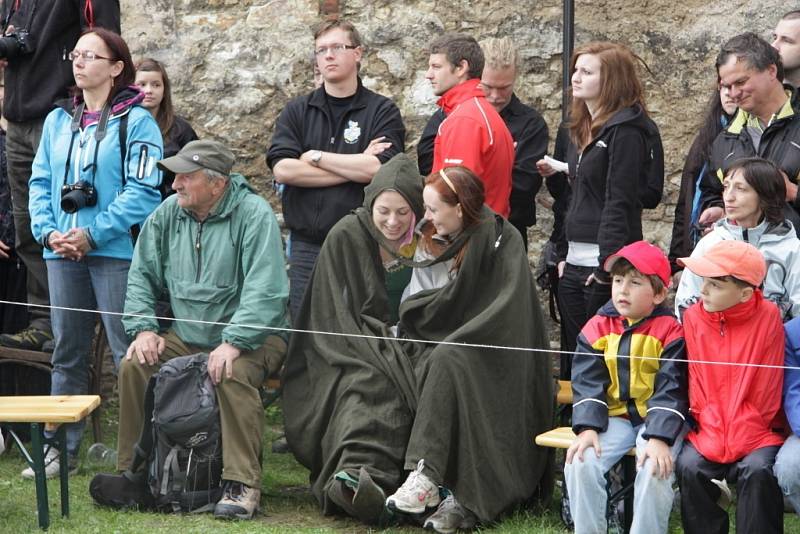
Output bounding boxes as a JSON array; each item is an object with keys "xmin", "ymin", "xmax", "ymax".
[
  {"xmin": 281, "ymin": 153, "xmax": 424, "ymax": 524},
  {"xmin": 386, "ymin": 167, "xmax": 554, "ymax": 532}
]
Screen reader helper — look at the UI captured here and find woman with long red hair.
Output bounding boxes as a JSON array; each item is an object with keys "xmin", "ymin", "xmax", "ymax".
[
  {"xmin": 386, "ymin": 166, "xmax": 553, "ymax": 533},
  {"xmin": 538, "ymin": 41, "xmax": 664, "ymax": 369}
]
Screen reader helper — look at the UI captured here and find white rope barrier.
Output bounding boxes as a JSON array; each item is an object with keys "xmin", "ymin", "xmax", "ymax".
[{"xmin": 1, "ymin": 298, "xmax": 798, "ymax": 371}]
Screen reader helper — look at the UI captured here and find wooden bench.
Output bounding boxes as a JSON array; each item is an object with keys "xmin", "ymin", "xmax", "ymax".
[
  {"xmin": 536, "ymin": 426, "xmax": 636, "ymax": 533},
  {"xmin": 0, "ymin": 324, "xmax": 108, "ymax": 443},
  {"xmin": 0, "ymin": 395, "xmax": 101, "ymax": 530}
]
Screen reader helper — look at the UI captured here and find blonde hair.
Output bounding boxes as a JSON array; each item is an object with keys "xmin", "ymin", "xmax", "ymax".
[{"xmin": 479, "ymin": 37, "xmax": 518, "ymax": 70}]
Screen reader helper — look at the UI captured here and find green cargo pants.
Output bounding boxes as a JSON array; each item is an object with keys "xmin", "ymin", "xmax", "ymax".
[{"xmin": 116, "ymin": 329, "xmax": 286, "ymax": 488}]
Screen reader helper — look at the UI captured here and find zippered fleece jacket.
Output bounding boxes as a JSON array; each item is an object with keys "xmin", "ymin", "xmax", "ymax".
[
  {"xmin": 123, "ymin": 173, "xmax": 290, "ymax": 350},
  {"xmin": 572, "ymin": 301, "xmax": 688, "ymax": 445}
]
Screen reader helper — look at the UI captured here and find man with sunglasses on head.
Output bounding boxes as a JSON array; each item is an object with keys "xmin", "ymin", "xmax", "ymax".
[
  {"xmin": 0, "ymin": 1, "xmax": 120, "ymax": 352},
  {"xmin": 267, "ymin": 19, "xmax": 405, "ymax": 322}
]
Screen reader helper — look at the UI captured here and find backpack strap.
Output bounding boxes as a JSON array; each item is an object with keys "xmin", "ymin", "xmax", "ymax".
[
  {"xmin": 118, "ymin": 111, "xmax": 128, "ymax": 184},
  {"xmin": 129, "ymin": 373, "xmax": 157, "ymax": 475}
]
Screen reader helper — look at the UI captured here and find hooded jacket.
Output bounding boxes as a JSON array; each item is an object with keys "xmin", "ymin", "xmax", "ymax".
[
  {"xmin": 28, "ymin": 88, "xmax": 163, "ymax": 261},
  {"xmin": 571, "ymin": 301, "xmax": 687, "ymax": 445},
  {"xmin": 2, "ymin": 1, "xmax": 120, "ymax": 123},
  {"xmin": 123, "ymin": 173, "xmax": 290, "ymax": 351},
  {"xmin": 675, "ymin": 218, "xmax": 800, "ymax": 319},
  {"xmin": 432, "ymin": 78, "xmax": 515, "ymax": 218},
  {"xmin": 683, "ymin": 291, "xmax": 785, "ymax": 463},
  {"xmin": 281, "ymin": 154, "xmax": 424, "ymax": 515},
  {"xmin": 559, "ymin": 104, "xmax": 662, "ymax": 280}
]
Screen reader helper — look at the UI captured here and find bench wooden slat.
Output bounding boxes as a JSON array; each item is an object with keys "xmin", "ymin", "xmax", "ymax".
[
  {"xmin": 535, "ymin": 426, "xmax": 635, "ymax": 456},
  {"xmin": 557, "ymin": 380, "xmax": 573, "ymax": 405},
  {"xmin": 0, "ymin": 395, "xmax": 100, "ymax": 423},
  {"xmin": 0, "ymin": 346, "xmax": 52, "ymax": 364}
]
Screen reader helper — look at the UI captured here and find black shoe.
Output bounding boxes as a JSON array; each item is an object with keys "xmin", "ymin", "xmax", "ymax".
[
  {"xmin": 90, "ymin": 470, "xmax": 153, "ymax": 510},
  {"xmin": 0, "ymin": 326, "xmax": 53, "ymax": 351},
  {"xmin": 352, "ymin": 467, "xmax": 390, "ymax": 525},
  {"xmin": 41, "ymin": 339, "xmax": 55, "ymax": 353}
]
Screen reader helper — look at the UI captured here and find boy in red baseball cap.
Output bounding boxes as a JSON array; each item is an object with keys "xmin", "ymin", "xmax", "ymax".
[
  {"xmin": 565, "ymin": 241, "xmax": 687, "ymax": 533},
  {"xmin": 675, "ymin": 240, "xmax": 784, "ymax": 534}
]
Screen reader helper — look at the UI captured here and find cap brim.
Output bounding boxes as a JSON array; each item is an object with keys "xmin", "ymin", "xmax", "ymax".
[
  {"xmin": 603, "ymin": 254, "xmax": 624, "ymax": 273},
  {"xmin": 676, "ymin": 256, "xmax": 728, "ymax": 278},
  {"xmin": 157, "ymin": 154, "xmax": 204, "ymax": 174}
]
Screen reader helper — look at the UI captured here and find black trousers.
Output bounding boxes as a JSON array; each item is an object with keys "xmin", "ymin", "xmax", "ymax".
[
  {"xmin": 557, "ymin": 262, "xmax": 611, "ymax": 379},
  {"xmin": 676, "ymin": 441, "xmax": 783, "ymax": 534}
]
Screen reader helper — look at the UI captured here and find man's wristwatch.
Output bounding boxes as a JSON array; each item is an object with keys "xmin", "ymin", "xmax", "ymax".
[{"xmin": 310, "ymin": 150, "xmax": 323, "ymax": 166}]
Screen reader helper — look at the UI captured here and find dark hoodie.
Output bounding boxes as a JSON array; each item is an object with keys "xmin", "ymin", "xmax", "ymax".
[
  {"xmin": 2, "ymin": 1, "xmax": 120, "ymax": 123},
  {"xmin": 561, "ymin": 104, "xmax": 662, "ymax": 280}
]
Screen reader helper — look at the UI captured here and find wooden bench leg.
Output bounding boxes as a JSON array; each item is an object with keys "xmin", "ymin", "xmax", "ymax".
[{"xmin": 29, "ymin": 423, "xmax": 50, "ymax": 530}]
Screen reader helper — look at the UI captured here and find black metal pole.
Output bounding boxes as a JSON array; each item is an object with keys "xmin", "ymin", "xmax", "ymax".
[{"xmin": 562, "ymin": 0, "xmax": 574, "ymax": 123}]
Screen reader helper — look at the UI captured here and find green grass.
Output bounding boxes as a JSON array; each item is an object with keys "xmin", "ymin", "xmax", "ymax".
[{"xmin": 1, "ymin": 400, "xmax": 799, "ymax": 533}]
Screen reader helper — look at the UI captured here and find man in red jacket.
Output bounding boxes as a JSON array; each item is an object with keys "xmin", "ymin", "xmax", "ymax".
[
  {"xmin": 425, "ymin": 33, "xmax": 514, "ymax": 218},
  {"xmin": 676, "ymin": 240, "xmax": 785, "ymax": 534}
]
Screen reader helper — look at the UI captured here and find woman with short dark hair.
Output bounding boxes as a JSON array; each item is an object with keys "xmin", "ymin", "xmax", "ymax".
[{"xmin": 676, "ymin": 157, "xmax": 800, "ymax": 318}]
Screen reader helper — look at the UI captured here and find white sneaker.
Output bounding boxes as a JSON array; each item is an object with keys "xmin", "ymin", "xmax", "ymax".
[
  {"xmin": 386, "ymin": 459, "xmax": 440, "ymax": 514},
  {"xmin": 21, "ymin": 447, "xmax": 77, "ymax": 479},
  {"xmin": 424, "ymin": 494, "xmax": 477, "ymax": 533}
]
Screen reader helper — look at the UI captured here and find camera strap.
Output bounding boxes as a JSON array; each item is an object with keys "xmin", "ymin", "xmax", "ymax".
[{"xmin": 62, "ymin": 101, "xmax": 110, "ymax": 187}]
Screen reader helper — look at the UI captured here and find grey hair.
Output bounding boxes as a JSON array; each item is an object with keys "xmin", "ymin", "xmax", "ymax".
[{"xmin": 204, "ymin": 168, "xmax": 228, "ymax": 182}]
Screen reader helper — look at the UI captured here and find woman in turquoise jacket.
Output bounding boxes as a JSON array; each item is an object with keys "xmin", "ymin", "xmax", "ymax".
[{"xmin": 26, "ymin": 28, "xmax": 162, "ymax": 475}]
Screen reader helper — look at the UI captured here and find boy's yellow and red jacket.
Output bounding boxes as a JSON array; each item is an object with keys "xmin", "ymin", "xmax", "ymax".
[{"xmin": 572, "ymin": 302, "xmax": 688, "ymax": 445}]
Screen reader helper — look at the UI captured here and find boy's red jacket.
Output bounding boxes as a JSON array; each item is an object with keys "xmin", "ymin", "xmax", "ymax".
[
  {"xmin": 432, "ymin": 79, "xmax": 514, "ymax": 218},
  {"xmin": 683, "ymin": 290, "xmax": 785, "ymax": 463}
]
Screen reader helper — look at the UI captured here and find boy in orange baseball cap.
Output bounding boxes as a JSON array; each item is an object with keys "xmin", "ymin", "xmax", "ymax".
[{"xmin": 675, "ymin": 240, "xmax": 785, "ymax": 534}]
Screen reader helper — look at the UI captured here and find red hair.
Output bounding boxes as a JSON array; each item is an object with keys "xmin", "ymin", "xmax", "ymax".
[
  {"xmin": 421, "ymin": 166, "xmax": 485, "ymax": 272},
  {"xmin": 568, "ymin": 41, "xmax": 648, "ymax": 149}
]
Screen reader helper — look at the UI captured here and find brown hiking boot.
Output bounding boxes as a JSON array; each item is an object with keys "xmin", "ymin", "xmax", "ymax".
[{"xmin": 213, "ymin": 480, "xmax": 260, "ymax": 520}]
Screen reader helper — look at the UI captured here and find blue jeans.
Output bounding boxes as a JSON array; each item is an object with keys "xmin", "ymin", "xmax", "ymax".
[
  {"xmin": 775, "ymin": 434, "xmax": 800, "ymax": 515},
  {"xmin": 287, "ymin": 238, "xmax": 321, "ymax": 323},
  {"xmin": 45, "ymin": 256, "xmax": 131, "ymax": 456},
  {"xmin": 564, "ymin": 417, "xmax": 686, "ymax": 534}
]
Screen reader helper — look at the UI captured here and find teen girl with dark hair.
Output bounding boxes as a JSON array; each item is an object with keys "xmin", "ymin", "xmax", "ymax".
[{"xmin": 135, "ymin": 58, "xmax": 197, "ymax": 198}]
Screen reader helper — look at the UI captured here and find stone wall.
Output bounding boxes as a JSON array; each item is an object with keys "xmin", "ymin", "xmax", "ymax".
[{"xmin": 121, "ymin": 0, "xmax": 788, "ymax": 260}]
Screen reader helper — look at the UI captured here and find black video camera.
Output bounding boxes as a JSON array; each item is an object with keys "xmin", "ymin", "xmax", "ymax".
[
  {"xmin": 0, "ymin": 29, "xmax": 34, "ymax": 59},
  {"xmin": 61, "ymin": 180, "xmax": 97, "ymax": 214}
]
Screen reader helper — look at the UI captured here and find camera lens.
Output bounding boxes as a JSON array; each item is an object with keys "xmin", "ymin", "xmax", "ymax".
[
  {"xmin": 61, "ymin": 190, "xmax": 84, "ymax": 213},
  {"xmin": 0, "ymin": 35, "xmax": 20, "ymax": 60}
]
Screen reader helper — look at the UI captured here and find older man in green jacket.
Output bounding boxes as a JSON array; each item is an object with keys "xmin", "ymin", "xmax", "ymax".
[{"xmin": 117, "ymin": 139, "xmax": 290, "ymax": 520}]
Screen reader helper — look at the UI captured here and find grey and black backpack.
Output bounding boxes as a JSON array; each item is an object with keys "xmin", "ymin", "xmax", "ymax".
[
  {"xmin": 144, "ymin": 353, "xmax": 223, "ymax": 512},
  {"xmin": 90, "ymin": 353, "xmax": 222, "ymax": 512}
]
